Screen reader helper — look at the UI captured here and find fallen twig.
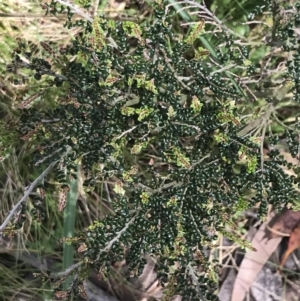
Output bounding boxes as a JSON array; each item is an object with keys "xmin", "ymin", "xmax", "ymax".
[{"xmin": 0, "ymin": 160, "xmax": 59, "ymax": 232}]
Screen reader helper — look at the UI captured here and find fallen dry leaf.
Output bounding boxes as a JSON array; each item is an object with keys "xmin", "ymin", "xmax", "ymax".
[
  {"xmin": 232, "ymin": 208, "xmax": 300, "ymax": 301},
  {"xmin": 231, "ymin": 147, "xmax": 300, "ymax": 300},
  {"xmin": 279, "ymin": 220, "xmax": 300, "ymax": 269},
  {"xmin": 264, "ymin": 208, "xmax": 300, "ymax": 239},
  {"xmin": 231, "ymin": 212, "xmax": 282, "ymax": 301}
]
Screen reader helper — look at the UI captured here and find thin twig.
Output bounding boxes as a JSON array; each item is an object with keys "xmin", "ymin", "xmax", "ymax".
[
  {"xmin": 105, "ymin": 181, "xmax": 111, "ymax": 203},
  {"xmin": 54, "ymin": 262, "xmax": 83, "ymax": 278},
  {"xmin": 192, "ymin": 153, "xmax": 211, "ymax": 167},
  {"xmin": 187, "ymin": 263, "xmax": 205, "ymax": 301},
  {"xmin": 34, "ymin": 146, "xmax": 64, "ymax": 166},
  {"xmin": 56, "ymin": 0, "xmax": 93, "ymax": 22},
  {"xmin": 0, "ymin": 160, "xmax": 59, "ymax": 231},
  {"xmin": 136, "ymin": 181, "xmax": 183, "ymax": 194},
  {"xmin": 172, "ymin": 122, "xmax": 201, "ymax": 133},
  {"xmin": 116, "ymin": 125, "xmax": 138, "ymax": 139},
  {"xmin": 272, "ymin": 111, "xmax": 300, "ymax": 133},
  {"xmin": 260, "ymin": 123, "xmax": 267, "ymax": 172},
  {"xmin": 52, "ymin": 214, "xmax": 138, "ymax": 279},
  {"xmin": 56, "ymin": 0, "xmax": 118, "ymax": 49},
  {"xmin": 159, "ymin": 48, "xmax": 191, "ymax": 91},
  {"xmin": 96, "ymin": 213, "xmax": 138, "ymax": 261},
  {"xmin": 170, "ymin": 0, "xmax": 246, "ymax": 40}
]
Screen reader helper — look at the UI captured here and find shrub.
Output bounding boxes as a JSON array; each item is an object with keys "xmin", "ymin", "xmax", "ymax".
[{"xmin": 3, "ymin": 0, "xmax": 300, "ymax": 300}]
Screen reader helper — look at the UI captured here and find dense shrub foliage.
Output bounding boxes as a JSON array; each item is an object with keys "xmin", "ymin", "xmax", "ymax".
[{"xmin": 4, "ymin": 0, "xmax": 300, "ymax": 300}]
